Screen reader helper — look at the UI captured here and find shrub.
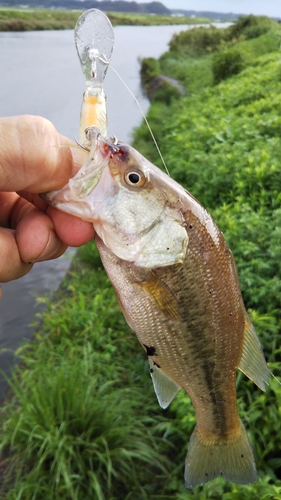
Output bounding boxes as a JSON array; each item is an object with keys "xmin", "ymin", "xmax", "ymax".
[
  {"xmin": 169, "ymin": 26, "xmax": 227, "ymax": 56},
  {"xmin": 212, "ymin": 48, "xmax": 246, "ymax": 83},
  {"xmin": 243, "ymin": 23, "xmax": 271, "ymax": 40},
  {"xmin": 227, "ymin": 14, "xmax": 272, "ymax": 39},
  {"xmin": 140, "ymin": 57, "xmax": 160, "ymax": 87},
  {"xmin": 145, "ymin": 75, "xmax": 183, "ymax": 103}
]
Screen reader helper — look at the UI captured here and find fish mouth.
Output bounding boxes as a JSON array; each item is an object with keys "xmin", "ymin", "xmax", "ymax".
[
  {"xmin": 68, "ymin": 127, "xmax": 114, "ymax": 199},
  {"xmin": 83, "ymin": 126, "xmax": 120, "ymax": 155},
  {"xmin": 42, "ymin": 126, "xmax": 117, "ymax": 217}
]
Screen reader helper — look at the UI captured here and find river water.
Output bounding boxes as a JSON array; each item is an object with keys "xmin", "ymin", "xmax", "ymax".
[{"xmin": 0, "ymin": 23, "xmax": 198, "ymax": 398}]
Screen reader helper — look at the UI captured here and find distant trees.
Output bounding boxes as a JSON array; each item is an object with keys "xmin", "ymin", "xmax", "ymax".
[{"xmin": 0, "ymin": 0, "xmax": 171, "ymax": 15}]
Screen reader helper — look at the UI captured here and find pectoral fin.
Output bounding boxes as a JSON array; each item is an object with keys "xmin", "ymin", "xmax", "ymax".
[
  {"xmin": 238, "ymin": 313, "xmax": 269, "ymax": 391},
  {"xmin": 140, "ymin": 273, "xmax": 181, "ymax": 321},
  {"xmin": 149, "ymin": 359, "xmax": 180, "ymax": 409}
]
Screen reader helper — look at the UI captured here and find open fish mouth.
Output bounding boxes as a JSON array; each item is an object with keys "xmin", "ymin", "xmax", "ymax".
[
  {"xmin": 42, "ymin": 127, "xmax": 118, "ymax": 219},
  {"xmin": 67, "ymin": 126, "xmax": 120, "ymax": 199}
]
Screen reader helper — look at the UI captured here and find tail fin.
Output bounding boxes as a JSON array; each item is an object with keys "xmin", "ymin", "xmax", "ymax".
[{"xmin": 185, "ymin": 419, "xmax": 257, "ymax": 489}]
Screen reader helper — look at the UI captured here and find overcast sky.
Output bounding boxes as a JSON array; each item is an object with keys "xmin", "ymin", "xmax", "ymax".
[{"xmin": 142, "ymin": 1, "xmax": 280, "ymax": 18}]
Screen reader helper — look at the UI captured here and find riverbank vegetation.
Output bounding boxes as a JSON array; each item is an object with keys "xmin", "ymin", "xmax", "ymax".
[
  {"xmin": 0, "ymin": 8, "xmax": 210, "ymax": 32},
  {"xmin": 1, "ymin": 14, "xmax": 281, "ymax": 500},
  {"xmin": 135, "ymin": 14, "xmax": 281, "ymax": 496}
]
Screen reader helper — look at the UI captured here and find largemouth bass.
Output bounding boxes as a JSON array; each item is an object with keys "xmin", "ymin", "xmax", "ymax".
[{"xmin": 45, "ymin": 127, "xmax": 269, "ymax": 488}]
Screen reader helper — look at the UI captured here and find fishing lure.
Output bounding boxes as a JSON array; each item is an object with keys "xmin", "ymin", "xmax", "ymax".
[{"xmin": 74, "ymin": 8, "xmax": 114, "ymax": 142}]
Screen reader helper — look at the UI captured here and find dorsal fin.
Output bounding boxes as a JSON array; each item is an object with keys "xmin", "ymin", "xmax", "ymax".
[
  {"xmin": 149, "ymin": 359, "xmax": 180, "ymax": 409},
  {"xmin": 238, "ymin": 313, "xmax": 269, "ymax": 391}
]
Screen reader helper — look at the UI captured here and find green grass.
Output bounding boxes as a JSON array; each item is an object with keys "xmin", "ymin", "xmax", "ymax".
[
  {"xmin": 0, "ymin": 253, "xmax": 174, "ymax": 499},
  {"xmin": 2, "ymin": 363, "xmax": 168, "ymax": 499},
  {"xmin": 139, "ymin": 17, "xmax": 281, "ymax": 98},
  {"xmin": 132, "ymin": 16, "xmax": 281, "ymax": 498},
  {"xmin": 0, "ymin": 8, "xmax": 210, "ymax": 32},
  {"xmin": 108, "ymin": 12, "xmax": 210, "ymax": 26},
  {"xmin": 0, "ymin": 8, "xmax": 81, "ymax": 31}
]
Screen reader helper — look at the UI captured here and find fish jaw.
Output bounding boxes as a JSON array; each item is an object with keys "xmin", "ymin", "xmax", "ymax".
[{"xmin": 43, "ymin": 127, "xmax": 113, "ymax": 221}]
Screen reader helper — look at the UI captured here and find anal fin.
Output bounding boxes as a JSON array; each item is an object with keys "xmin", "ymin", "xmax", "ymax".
[
  {"xmin": 149, "ymin": 359, "xmax": 180, "ymax": 409},
  {"xmin": 238, "ymin": 313, "xmax": 269, "ymax": 391}
]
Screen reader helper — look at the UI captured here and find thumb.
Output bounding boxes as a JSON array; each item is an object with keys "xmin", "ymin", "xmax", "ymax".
[{"xmin": 0, "ymin": 115, "xmax": 87, "ymax": 193}]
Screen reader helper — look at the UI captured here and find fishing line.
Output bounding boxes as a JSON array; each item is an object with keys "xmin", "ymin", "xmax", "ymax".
[
  {"xmin": 270, "ymin": 370, "xmax": 281, "ymax": 386},
  {"xmin": 106, "ymin": 62, "xmax": 170, "ymax": 177}
]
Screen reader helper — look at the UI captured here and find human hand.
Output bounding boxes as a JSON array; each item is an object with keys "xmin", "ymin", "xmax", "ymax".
[{"xmin": 0, "ymin": 115, "xmax": 95, "ymax": 283}]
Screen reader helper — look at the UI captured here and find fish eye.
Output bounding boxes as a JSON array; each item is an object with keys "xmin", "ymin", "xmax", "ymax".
[
  {"xmin": 128, "ymin": 173, "xmax": 140, "ymax": 184},
  {"xmin": 124, "ymin": 168, "xmax": 146, "ymax": 188}
]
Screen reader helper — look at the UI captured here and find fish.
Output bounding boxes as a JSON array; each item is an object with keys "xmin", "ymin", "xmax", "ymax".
[{"xmin": 44, "ymin": 126, "xmax": 269, "ymax": 488}]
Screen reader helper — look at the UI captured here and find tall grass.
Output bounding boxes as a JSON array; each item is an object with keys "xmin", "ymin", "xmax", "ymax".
[
  {"xmin": 0, "ymin": 250, "xmax": 174, "ymax": 499},
  {"xmin": 1, "ymin": 359, "xmax": 169, "ymax": 499}
]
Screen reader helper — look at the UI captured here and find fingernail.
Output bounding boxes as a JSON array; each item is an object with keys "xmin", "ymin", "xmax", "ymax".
[{"xmin": 35, "ymin": 231, "xmax": 64, "ymax": 263}]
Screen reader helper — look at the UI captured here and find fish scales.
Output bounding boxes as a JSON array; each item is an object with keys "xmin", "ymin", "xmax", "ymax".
[
  {"xmin": 95, "ymin": 209, "xmax": 244, "ymax": 440},
  {"xmin": 45, "ymin": 128, "xmax": 269, "ymax": 488}
]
